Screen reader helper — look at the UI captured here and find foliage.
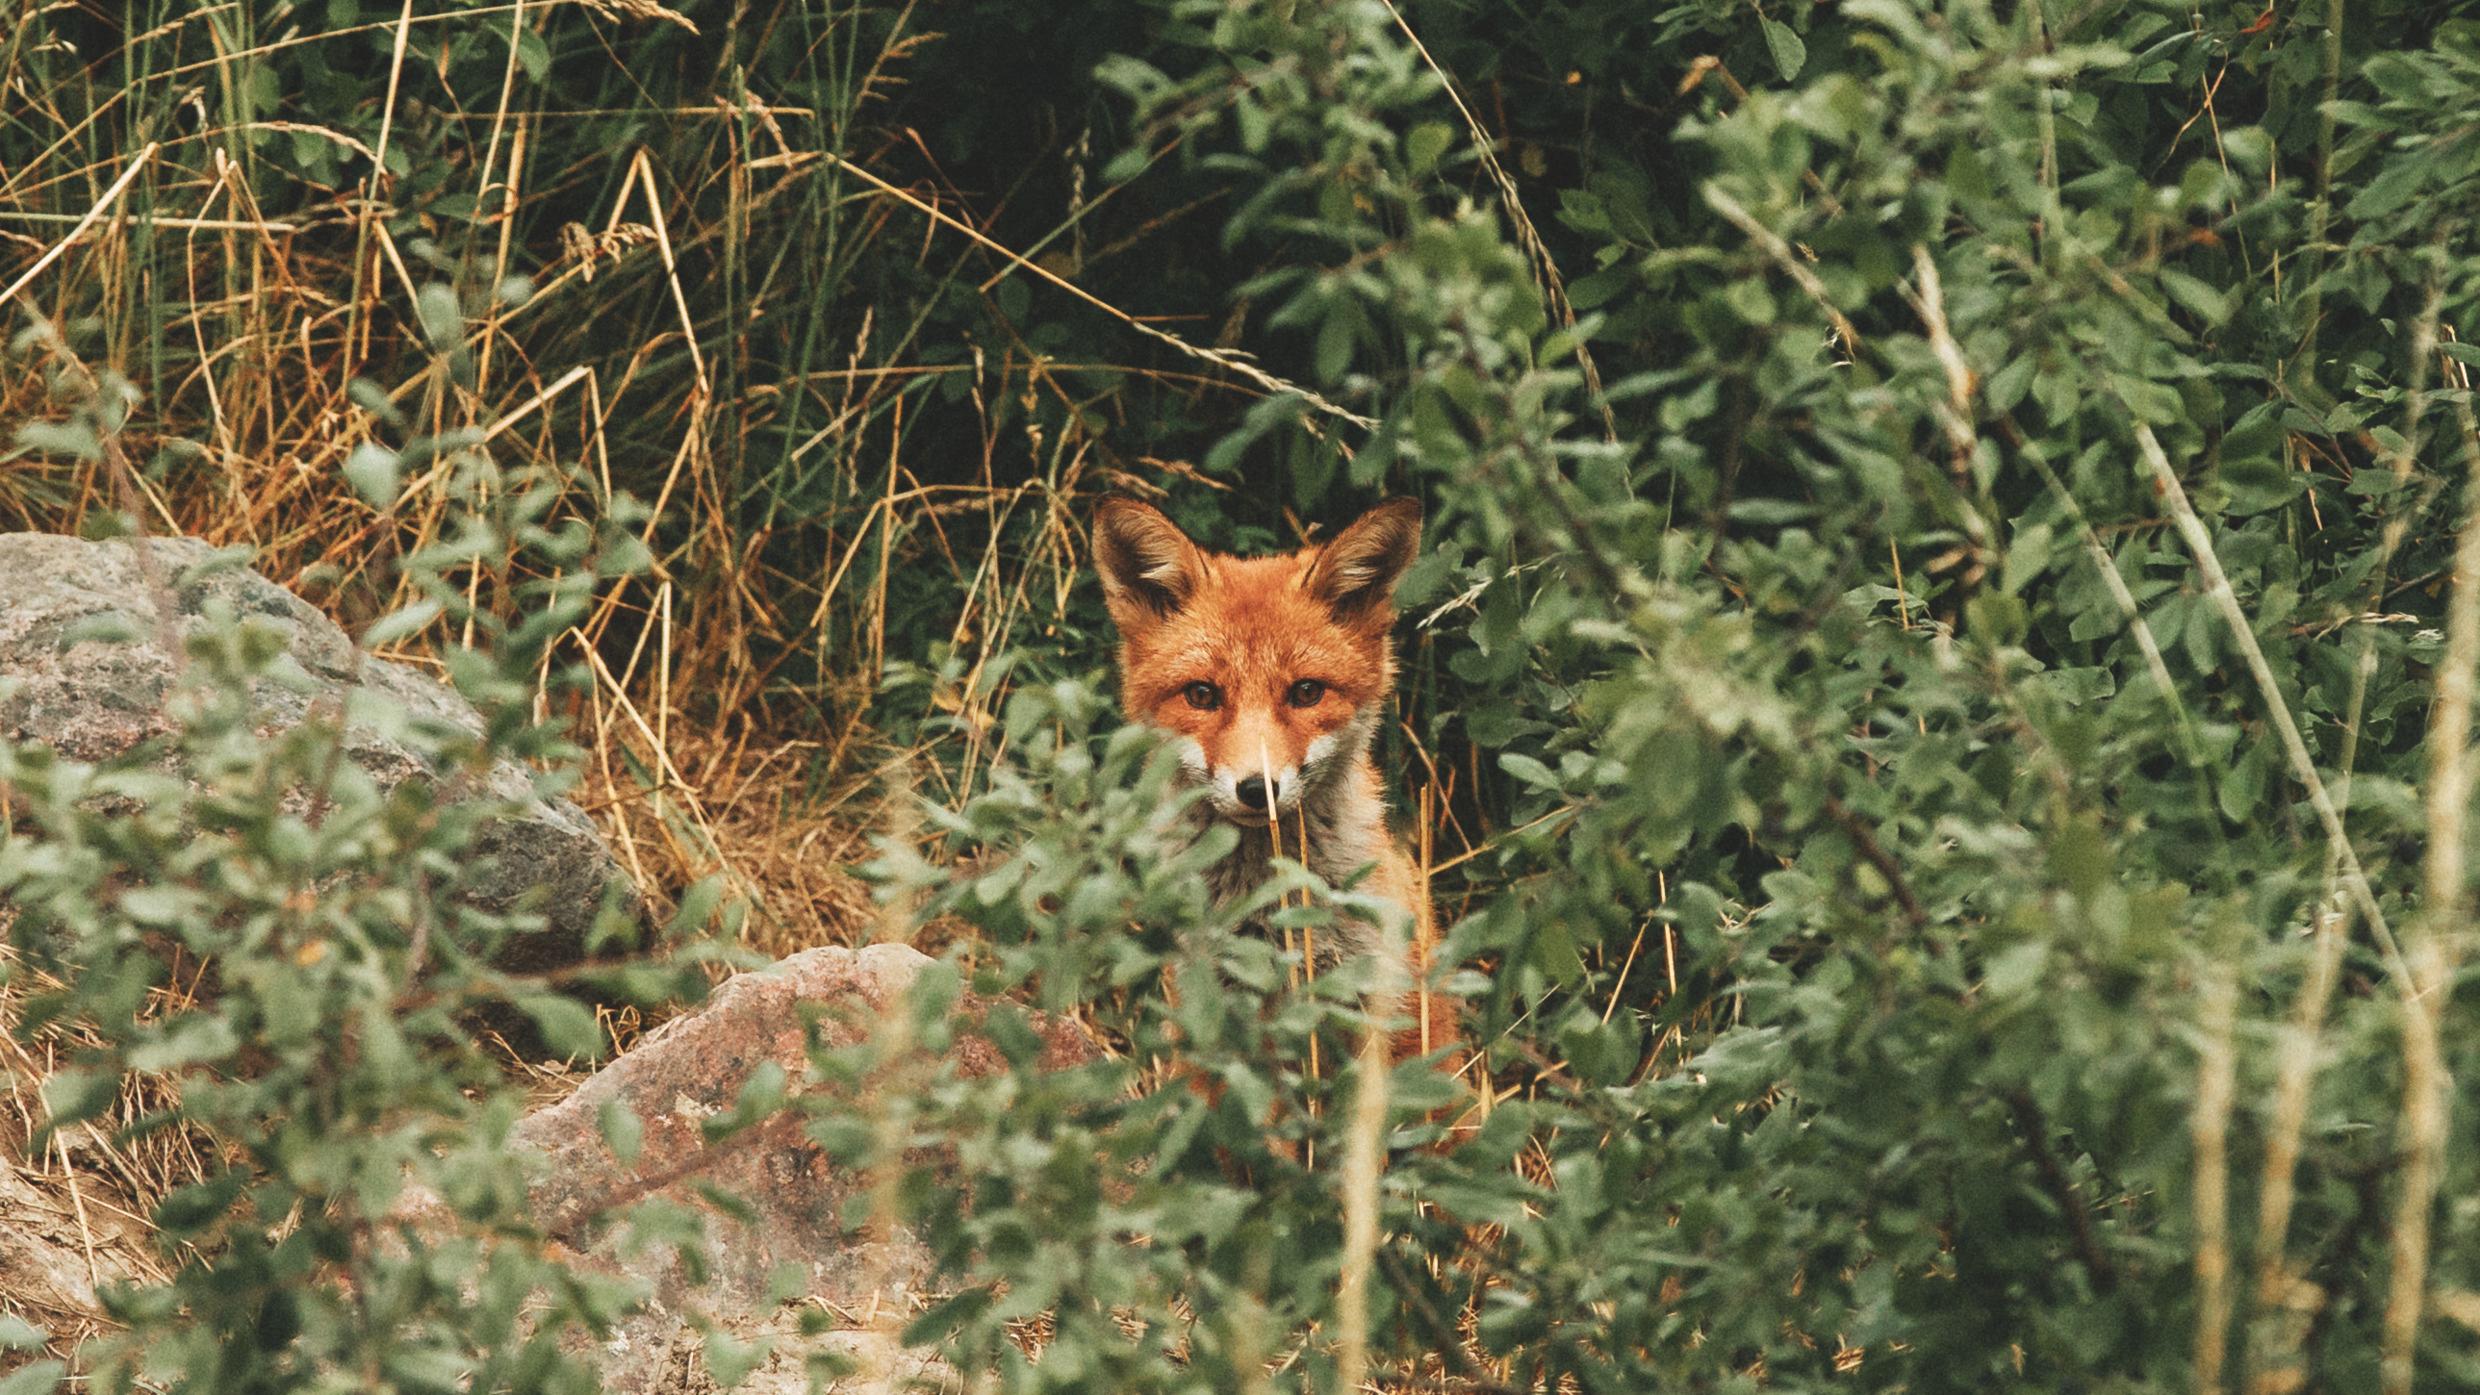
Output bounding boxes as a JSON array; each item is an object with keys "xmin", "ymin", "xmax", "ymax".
[
  {"xmin": 0, "ymin": 333, "xmax": 720, "ymax": 1389},
  {"xmin": 877, "ymin": 1, "xmax": 2480, "ymax": 1391},
  {"xmin": 8, "ymin": 0, "xmax": 2480, "ymax": 1391}
]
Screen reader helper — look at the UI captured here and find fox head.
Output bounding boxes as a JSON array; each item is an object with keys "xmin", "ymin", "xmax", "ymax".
[{"xmin": 1093, "ymin": 497, "xmax": 1422, "ymax": 824}]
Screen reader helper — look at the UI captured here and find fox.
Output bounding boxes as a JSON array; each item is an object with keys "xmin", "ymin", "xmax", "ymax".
[{"xmin": 1092, "ymin": 496, "xmax": 1450, "ymax": 1059}]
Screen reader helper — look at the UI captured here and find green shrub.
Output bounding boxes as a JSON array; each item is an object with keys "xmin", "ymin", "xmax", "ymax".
[
  {"xmin": 0, "ymin": 347, "xmax": 723, "ymax": 1391},
  {"xmin": 861, "ymin": 2, "xmax": 2480, "ymax": 1392},
  {"xmin": 9, "ymin": 0, "xmax": 2480, "ymax": 1391}
]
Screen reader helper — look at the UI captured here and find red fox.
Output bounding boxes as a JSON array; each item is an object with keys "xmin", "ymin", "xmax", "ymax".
[{"xmin": 1092, "ymin": 496, "xmax": 1450, "ymax": 1059}]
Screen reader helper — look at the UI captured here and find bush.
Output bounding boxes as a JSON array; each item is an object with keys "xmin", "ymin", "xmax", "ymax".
[
  {"xmin": 6, "ymin": 0, "xmax": 2480, "ymax": 1391},
  {"xmin": 870, "ymin": 2, "xmax": 2480, "ymax": 1390},
  {"xmin": 1, "ymin": 350, "xmax": 722, "ymax": 1390}
]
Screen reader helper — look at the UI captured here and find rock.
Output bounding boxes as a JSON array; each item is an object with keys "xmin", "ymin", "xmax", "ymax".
[
  {"xmin": 648, "ymin": 1320, "xmax": 960, "ymax": 1395},
  {"xmin": 509, "ymin": 943, "xmax": 1095, "ymax": 1389},
  {"xmin": 0, "ymin": 533, "xmax": 633, "ymax": 962},
  {"xmin": 0, "ymin": 1155, "xmax": 151, "ymax": 1351}
]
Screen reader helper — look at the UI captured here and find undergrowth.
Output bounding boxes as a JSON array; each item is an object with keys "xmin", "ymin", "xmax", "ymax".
[{"xmin": 8, "ymin": 0, "xmax": 2480, "ymax": 1391}]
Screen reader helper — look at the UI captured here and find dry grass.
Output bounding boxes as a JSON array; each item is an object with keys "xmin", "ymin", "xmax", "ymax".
[
  {"xmin": 0, "ymin": 1, "xmax": 1591, "ymax": 966},
  {"xmin": 0, "ymin": 7, "xmax": 1084, "ymax": 953},
  {"xmin": 0, "ymin": 4, "xmax": 1094, "ymax": 1362},
  {"xmin": 0, "ymin": 919, "xmax": 202, "ymax": 1365},
  {"xmin": 0, "ymin": 8, "xmax": 1694, "ymax": 1386}
]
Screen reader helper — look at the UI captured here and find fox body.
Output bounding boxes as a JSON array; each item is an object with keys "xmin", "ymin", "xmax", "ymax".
[{"xmin": 1093, "ymin": 498, "xmax": 1437, "ymax": 1009}]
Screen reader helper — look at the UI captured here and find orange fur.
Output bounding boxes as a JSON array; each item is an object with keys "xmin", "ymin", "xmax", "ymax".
[{"xmin": 1093, "ymin": 498, "xmax": 1455, "ymax": 1068}]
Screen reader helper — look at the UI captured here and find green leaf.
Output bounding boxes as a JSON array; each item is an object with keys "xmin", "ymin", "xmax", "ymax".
[
  {"xmin": 1499, "ymin": 753, "xmax": 1561, "ymax": 791},
  {"xmin": 2157, "ymin": 268, "xmax": 2231, "ymax": 327},
  {"xmin": 1761, "ymin": 18, "xmax": 1806, "ymax": 81},
  {"xmin": 2347, "ymin": 157, "xmax": 2427, "ymax": 220},
  {"xmin": 1406, "ymin": 121, "xmax": 1455, "ymax": 175},
  {"xmin": 599, "ymin": 1098, "xmax": 645, "ymax": 1165},
  {"xmin": 60, "ymin": 612, "xmax": 143, "ymax": 648},
  {"xmin": 703, "ymin": 1325, "xmax": 769, "ymax": 1387},
  {"xmin": 414, "ymin": 283, "xmax": 465, "ymax": 351},
  {"xmin": 14, "ymin": 421, "xmax": 99, "ymax": 462},
  {"xmin": 1093, "ymin": 54, "xmax": 1170, "ymax": 102},
  {"xmin": 518, "ymin": 995, "xmax": 605, "ymax": 1061},
  {"xmin": 1315, "ymin": 309, "xmax": 1356, "ymax": 384},
  {"xmin": 129, "ymin": 1016, "xmax": 240, "ymax": 1073},
  {"xmin": 513, "ymin": 27, "xmax": 550, "ymax": 83},
  {"xmin": 40, "ymin": 1069, "xmax": 116, "ymax": 1132},
  {"xmin": 153, "ymin": 1174, "xmax": 245, "ymax": 1237},
  {"xmin": 668, "ymin": 876, "xmax": 727, "ymax": 938},
  {"xmin": 0, "ymin": 1314, "xmax": 47, "ymax": 1351},
  {"xmin": 2220, "ymin": 454, "xmax": 2302, "ymax": 515},
  {"xmin": 347, "ymin": 377, "xmax": 406, "ymax": 429},
  {"xmin": 0, "ymin": 1360, "xmax": 65, "ymax": 1395},
  {"xmin": 2002, "ymin": 522, "xmax": 2055, "ymax": 596},
  {"xmin": 344, "ymin": 441, "xmax": 402, "ymax": 508},
  {"xmin": 361, "ymin": 599, "xmax": 444, "ymax": 649}
]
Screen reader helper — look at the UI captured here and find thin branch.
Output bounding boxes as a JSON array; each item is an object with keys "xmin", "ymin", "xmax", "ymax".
[
  {"xmin": 2284, "ymin": 0, "xmax": 2349, "ymax": 399},
  {"xmin": 2253, "ymin": 894, "xmax": 2350, "ymax": 1317},
  {"xmin": 2193, "ymin": 960, "xmax": 2237, "ymax": 1395},
  {"xmin": 1375, "ymin": 0, "xmax": 1617, "ymax": 442},
  {"xmin": 2009, "ymin": 429, "xmax": 2204, "ymax": 764},
  {"xmin": 1820, "ymin": 794, "xmax": 1929, "ymax": 935},
  {"xmin": 2009, "ymin": 1089, "xmax": 2114, "ymax": 1294},
  {"xmin": 820, "ymin": 151, "xmax": 1376, "ymax": 433},
  {"xmin": 2128, "ymin": 421, "xmax": 2409, "ymax": 991},
  {"xmin": 2257, "ymin": 240, "xmax": 2448, "ymax": 1374},
  {"xmin": 1704, "ymin": 184, "xmax": 1861, "ymax": 355},
  {"xmin": 2381, "ymin": 332, "xmax": 2480, "ymax": 1395},
  {"xmin": 1333, "ymin": 892, "xmax": 1411, "ymax": 1392},
  {"xmin": 0, "ymin": 141, "xmax": 158, "ymax": 310}
]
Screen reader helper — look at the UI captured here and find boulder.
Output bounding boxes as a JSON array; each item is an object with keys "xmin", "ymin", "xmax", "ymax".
[
  {"xmin": 508, "ymin": 942, "xmax": 1095, "ymax": 1389},
  {"xmin": 0, "ymin": 1154, "xmax": 153, "ymax": 1356},
  {"xmin": 646, "ymin": 1321, "xmax": 959, "ymax": 1395},
  {"xmin": 0, "ymin": 533, "xmax": 633, "ymax": 960}
]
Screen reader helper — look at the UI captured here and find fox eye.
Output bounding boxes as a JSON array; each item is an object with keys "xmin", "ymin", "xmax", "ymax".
[
  {"xmin": 1287, "ymin": 679, "xmax": 1327, "ymax": 708},
  {"xmin": 1182, "ymin": 681, "xmax": 1222, "ymax": 711}
]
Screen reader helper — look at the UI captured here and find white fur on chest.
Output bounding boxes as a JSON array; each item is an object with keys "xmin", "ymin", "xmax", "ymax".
[{"xmin": 1191, "ymin": 710, "xmax": 1395, "ymax": 963}]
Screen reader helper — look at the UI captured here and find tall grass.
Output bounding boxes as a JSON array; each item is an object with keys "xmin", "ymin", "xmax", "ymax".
[{"xmin": 0, "ymin": 0, "xmax": 1374, "ymax": 957}]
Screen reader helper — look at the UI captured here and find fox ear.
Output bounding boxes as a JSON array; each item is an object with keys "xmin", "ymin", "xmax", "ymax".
[
  {"xmin": 1094, "ymin": 499, "xmax": 1203, "ymax": 628},
  {"xmin": 1305, "ymin": 498, "xmax": 1422, "ymax": 619}
]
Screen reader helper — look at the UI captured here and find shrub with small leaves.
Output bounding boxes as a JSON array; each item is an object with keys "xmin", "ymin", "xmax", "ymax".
[
  {"xmin": 847, "ymin": 2, "xmax": 2480, "ymax": 1392},
  {"xmin": 0, "ymin": 337, "xmax": 723, "ymax": 1391}
]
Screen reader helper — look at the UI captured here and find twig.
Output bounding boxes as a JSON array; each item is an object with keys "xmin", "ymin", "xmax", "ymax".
[
  {"xmin": 2192, "ymin": 959, "xmax": 2237, "ymax": 1395},
  {"xmin": 2256, "ymin": 258, "xmax": 2448, "ymax": 1375},
  {"xmin": 0, "ymin": 211, "xmax": 296, "ymax": 233},
  {"xmin": 2381, "ymin": 325, "xmax": 2480, "ymax": 1395},
  {"xmin": 820, "ymin": 152, "xmax": 1374, "ymax": 432},
  {"xmin": 1704, "ymin": 184, "xmax": 1860, "ymax": 355},
  {"xmin": 1375, "ymin": 1249, "xmax": 1535, "ymax": 1395},
  {"xmin": 1374, "ymin": 0, "xmax": 1616, "ymax": 442},
  {"xmin": 1329, "ymin": 883, "xmax": 1408, "ymax": 1380},
  {"xmin": 2128, "ymin": 421, "xmax": 2408, "ymax": 990},
  {"xmin": 2284, "ymin": 0, "xmax": 2348, "ymax": 399},
  {"xmin": 49, "ymin": 1103, "xmax": 102, "ymax": 1293},
  {"xmin": 2253, "ymin": 893, "xmax": 2349, "ymax": 1320},
  {"xmin": 1333, "ymin": 1023, "xmax": 1390, "ymax": 1395},
  {"xmin": 2008, "ymin": 1089, "xmax": 2114, "ymax": 1293},
  {"xmin": 1820, "ymin": 795, "xmax": 1928, "ymax": 935},
  {"xmin": 2000, "ymin": 419, "xmax": 2214, "ymax": 776},
  {"xmin": 0, "ymin": 141, "xmax": 159, "ymax": 310}
]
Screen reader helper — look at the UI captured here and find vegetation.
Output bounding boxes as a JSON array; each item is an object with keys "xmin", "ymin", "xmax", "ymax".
[{"xmin": 6, "ymin": 0, "xmax": 2480, "ymax": 1390}]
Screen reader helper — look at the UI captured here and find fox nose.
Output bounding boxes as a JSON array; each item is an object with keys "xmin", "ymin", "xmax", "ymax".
[{"xmin": 1234, "ymin": 775, "xmax": 1270, "ymax": 811}]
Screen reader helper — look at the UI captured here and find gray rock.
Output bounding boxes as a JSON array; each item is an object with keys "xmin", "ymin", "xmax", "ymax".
[
  {"xmin": 0, "ymin": 532, "xmax": 634, "ymax": 960},
  {"xmin": 647, "ymin": 1320, "xmax": 960, "ymax": 1395},
  {"xmin": 497, "ymin": 942, "xmax": 1095, "ymax": 1389}
]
